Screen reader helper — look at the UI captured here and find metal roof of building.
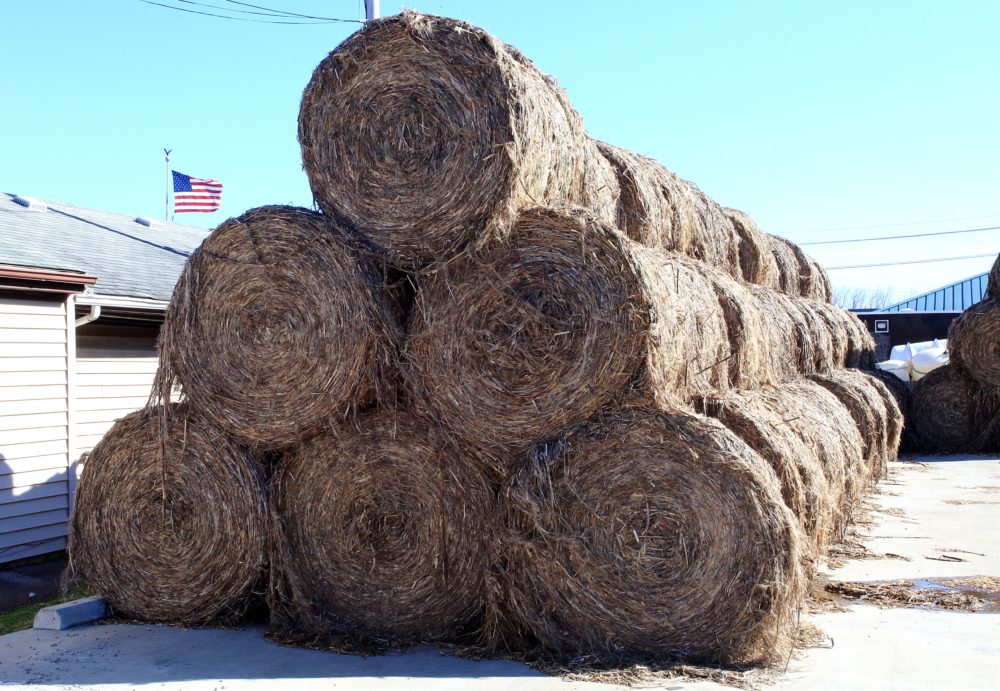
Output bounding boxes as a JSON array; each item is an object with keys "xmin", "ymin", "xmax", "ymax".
[
  {"xmin": 878, "ymin": 272, "xmax": 990, "ymax": 313},
  {"xmin": 0, "ymin": 192, "xmax": 208, "ymax": 302}
]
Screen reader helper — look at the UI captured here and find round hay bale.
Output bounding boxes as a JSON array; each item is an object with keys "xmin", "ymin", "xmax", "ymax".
[
  {"xmin": 683, "ymin": 181, "xmax": 741, "ymax": 279},
  {"xmin": 777, "ymin": 380, "xmax": 867, "ymax": 534},
  {"xmin": 812, "ymin": 302, "xmax": 850, "ymax": 367},
  {"xmin": 907, "ymin": 364, "xmax": 1000, "ymax": 453},
  {"xmin": 767, "ymin": 235, "xmax": 803, "ymax": 297},
  {"xmin": 496, "ymin": 406, "xmax": 803, "ymax": 664},
  {"xmin": 596, "ymin": 141, "xmax": 693, "ymax": 253},
  {"xmin": 298, "ymin": 12, "xmax": 618, "ymax": 267},
  {"xmin": 856, "ymin": 369, "xmax": 905, "ymax": 459},
  {"xmin": 841, "ymin": 311, "xmax": 877, "ymax": 369},
  {"xmin": 948, "ymin": 298, "xmax": 1000, "ymax": 387},
  {"xmin": 270, "ymin": 411, "xmax": 495, "ymax": 646},
  {"xmin": 698, "ymin": 392, "xmax": 832, "ymax": 549},
  {"xmin": 404, "ymin": 208, "xmax": 737, "ymax": 453},
  {"xmin": 987, "ymin": 252, "xmax": 1000, "ymax": 300},
  {"xmin": 810, "ymin": 257, "xmax": 834, "ymax": 303},
  {"xmin": 67, "ymin": 404, "xmax": 268, "ymax": 625},
  {"xmin": 787, "ymin": 299, "xmax": 836, "ymax": 374},
  {"xmin": 698, "ymin": 260, "xmax": 771, "ymax": 389},
  {"xmin": 745, "ymin": 284, "xmax": 813, "ymax": 377},
  {"xmin": 723, "ymin": 207, "xmax": 780, "ymax": 289},
  {"xmin": 809, "ymin": 370, "xmax": 891, "ymax": 481},
  {"xmin": 158, "ymin": 206, "xmax": 400, "ymax": 451}
]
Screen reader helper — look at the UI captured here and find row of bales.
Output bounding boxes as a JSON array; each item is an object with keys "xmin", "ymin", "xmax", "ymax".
[
  {"xmin": 67, "ymin": 13, "xmax": 901, "ymax": 667},
  {"xmin": 904, "ymin": 252, "xmax": 1000, "ymax": 453}
]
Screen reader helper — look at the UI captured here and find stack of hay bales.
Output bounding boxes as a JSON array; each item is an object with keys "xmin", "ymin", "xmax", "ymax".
[
  {"xmin": 67, "ymin": 11, "xmax": 898, "ymax": 668},
  {"xmin": 908, "ymin": 252, "xmax": 1000, "ymax": 452}
]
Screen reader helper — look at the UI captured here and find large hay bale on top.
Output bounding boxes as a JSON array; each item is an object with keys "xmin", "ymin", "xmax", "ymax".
[
  {"xmin": 158, "ymin": 206, "xmax": 399, "ymax": 450},
  {"xmin": 405, "ymin": 208, "xmax": 763, "ymax": 453},
  {"xmin": 270, "ymin": 411, "xmax": 495, "ymax": 647},
  {"xmin": 948, "ymin": 298, "xmax": 1000, "ymax": 387},
  {"xmin": 299, "ymin": 12, "xmax": 617, "ymax": 267},
  {"xmin": 494, "ymin": 407, "xmax": 803, "ymax": 665},
  {"xmin": 907, "ymin": 364, "xmax": 1000, "ymax": 452},
  {"xmin": 67, "ymin": 404, "xmax": 268, "ymax": 625}
]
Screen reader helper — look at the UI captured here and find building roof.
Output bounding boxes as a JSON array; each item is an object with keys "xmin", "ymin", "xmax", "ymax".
[
  {"xmin": 877, "ymin": 272, "xmax": 989, "ymax": 313},
  {"xmin": 0, "ymin": 192, "xmax": 208, "ymax": 303}
]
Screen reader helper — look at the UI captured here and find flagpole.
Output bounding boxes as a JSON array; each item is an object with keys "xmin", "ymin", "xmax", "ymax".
[{"xmin": 164, "ymin": 148, "xmax": 172, "ymax": 221}]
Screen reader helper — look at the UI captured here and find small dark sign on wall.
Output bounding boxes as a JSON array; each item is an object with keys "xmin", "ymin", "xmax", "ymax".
[{"xmin": 874, "ymin": 319, "xmax": 889, "ymax": 333}]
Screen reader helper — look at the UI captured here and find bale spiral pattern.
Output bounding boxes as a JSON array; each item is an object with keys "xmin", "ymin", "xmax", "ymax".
[
  {"xmin": 158, "ymin": 205, "xmax": 399, "ymax": 450},
  {"xmin": 67, "ymin": 404, "xmax": 268, "ymax": 624}
]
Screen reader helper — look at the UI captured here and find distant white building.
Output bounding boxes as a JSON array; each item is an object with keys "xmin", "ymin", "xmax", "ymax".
[{"xmin": 0, "ymin": 193, "xmax": 206, "ymax": 564}]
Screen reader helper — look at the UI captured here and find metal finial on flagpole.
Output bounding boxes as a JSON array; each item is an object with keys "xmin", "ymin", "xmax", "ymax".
[{"xmin": 164, "ymin": 148, "xmax": 172, "ymax": 221}]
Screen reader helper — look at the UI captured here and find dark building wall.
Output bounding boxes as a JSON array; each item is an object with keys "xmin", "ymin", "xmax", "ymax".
[{"xmin": 857, "ymin": 312, "xmax": 960, "ymax": 361}]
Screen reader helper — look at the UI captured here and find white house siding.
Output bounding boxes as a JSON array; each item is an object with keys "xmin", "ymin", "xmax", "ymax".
[
  {"xmin": 75, "ymin": 324, "xmax": 159, "ymax": 467},
  {"xmin": 0, "ymin": 296, "xmax": 72, "ymax": 564}
]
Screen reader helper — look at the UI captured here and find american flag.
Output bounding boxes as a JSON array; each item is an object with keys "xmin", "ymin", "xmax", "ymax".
[{"xmin": 172, "ymin": 170, "xmax": 222, "ymax": 213}]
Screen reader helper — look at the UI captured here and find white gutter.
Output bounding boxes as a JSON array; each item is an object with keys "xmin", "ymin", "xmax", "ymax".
[{"xmin": 76, "ymin": 293, "xmax": 169, "ymax": 311}]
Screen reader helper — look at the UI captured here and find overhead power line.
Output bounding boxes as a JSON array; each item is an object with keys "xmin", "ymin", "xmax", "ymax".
[
  {"xmin": 785, "ymin": 213, "xmax": 1000, "ymax": 236},
  {"xmin": 221, "ymin": 0, "xmax": 359, "ymax": 21},
  {"xmin": 825, "ymin": 253, "xmax": 998, "ymax": 271},
  {"xmin": 799, "ymin": 225, "xmax": 1000, "ymax": 246},
  {"xmin": 138, "ymin": 0, "xmax": 361, "ymax": 24}
]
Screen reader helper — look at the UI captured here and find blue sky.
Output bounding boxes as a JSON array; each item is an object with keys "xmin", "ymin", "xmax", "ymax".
[{"xmin": 2, "ymin": 1, "xmax": 998, "ymax": 302}]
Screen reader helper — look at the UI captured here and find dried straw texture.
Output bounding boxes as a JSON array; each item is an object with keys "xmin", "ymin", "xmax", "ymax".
[
  {"xmin": 67, "ymin": 404, "xmax": 268, "ymax": 625},
  {"xmin": 767, "ymin": 235, "xmax": 802, "ymax": 297},
  {"xmin": 596, "ymin": 141, "xmax": 695, "ymax": 253},
  {"xmin": 157, "ymin": 206, "xmax": 399, "ymax": 451},
  {"xmin": 907, "ymin": 365, "xmax": 1000, "ymax": 453},
  {"xmin": 696, "ymin": 391, "xmax": 832, "ymax": 549},
  {"xmin": 987, "ymin": 253, "xmax": 1000, "ymax": 299},
  {"xmin": 856, "ymin": 370, "xmax": 905, "ymax": 459},
  {"xmin": 782, "ymin": 380, "xmax": 869, "ymax": 522},
  {"xmin": 270, "ymin": 411, "xmax": 495, "ymax": 647},
  {"xmin": 757, "ymin": 381, "xmax": 867, "ymax": 535},
  {"xmin": 745, "ymin": 284, "xmax": 813, "ymax": 377},
  {"xmin": 811, "ymin": 302, "xmax": 876, "ymax": 369},
  {"xmin": 948, "ymin": 298, "xmax": 1000, "ymax": 387},
  {"xmin": 493, "ymin": 406, "xmax": 803, "ymax": 665},
  {"xmin": 724, "ymin": 207, "xmax": 780, "ymax": 289},
  {"xmin": 766, "ymin": 236, "xmax": 832, "ymax": 301},
  {"xmin": 809, "ymin": 370, "xmax": 893, "ymax": 477},
  {"xmin": 299, "ymin": 12, "xmax": 617, "ymax": 268},
  {"xmin": 406, "ymin": 208, "xmax": 725, "ymax": 453}
]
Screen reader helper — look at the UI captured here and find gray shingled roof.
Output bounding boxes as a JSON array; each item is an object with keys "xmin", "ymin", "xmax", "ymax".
[
  {"xmin": 879, "ymin": 272, "xmax": 989, "ymax": 313},
  {"xmin": 0, "ymin": 192, "xmax": 209, "ymax": 302}
]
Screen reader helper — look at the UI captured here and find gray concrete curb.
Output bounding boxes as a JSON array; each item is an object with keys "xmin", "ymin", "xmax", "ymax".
[{"xmin": 33, "ymin": 596, "xmax": 107, "ymax": 630}]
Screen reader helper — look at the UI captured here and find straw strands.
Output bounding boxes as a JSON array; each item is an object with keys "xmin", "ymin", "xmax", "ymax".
[
  {"xmin": 494, "ymin": 407, "xmax": 803, "ymax": 665},
  {"xmin": 406, "ymin": 206, "xmax": 872, "ymax": 453},
  {"xmin": 269, "ymin": 411, "xmax": 495, "ymax": 647},
  {"xmin": 724, "ymin": 208, "xmax": 780, "ymax": 289},
  {"xmin": 157, "ymin": 206, "xmax": 400, "ymax": 450},
  {"xmin": 67, "ymin": 404, "xmax": 268, "ymax": 625},
  {"xmin": 908, "ymin": 365, "xmax": 1000, "ymax": 452},
  {"xmin": 948, "ymin": 298, "xmax": 1000, "ymax": 387},
  {"xmin": 299, "ymin": 12, "xmax": 618, "ymax": 268},
  {"xmin": 987, "ymin": 252, "xmax": 1000, "ymax": 300}
]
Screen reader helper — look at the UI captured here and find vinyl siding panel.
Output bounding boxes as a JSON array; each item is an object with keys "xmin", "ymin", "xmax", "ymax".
[
  {"xmin": 75, "ymin": 334, "xmax": 157, "ymax": 457},
  {"xmin": 0, "ymin": 296, "xmax": 70, "ymax": 564}
]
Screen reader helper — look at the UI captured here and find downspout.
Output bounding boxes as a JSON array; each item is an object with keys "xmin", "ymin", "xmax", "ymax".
[{"xmin": 74, "ymin": 304, "xmax": 100, "ymax": 328}]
